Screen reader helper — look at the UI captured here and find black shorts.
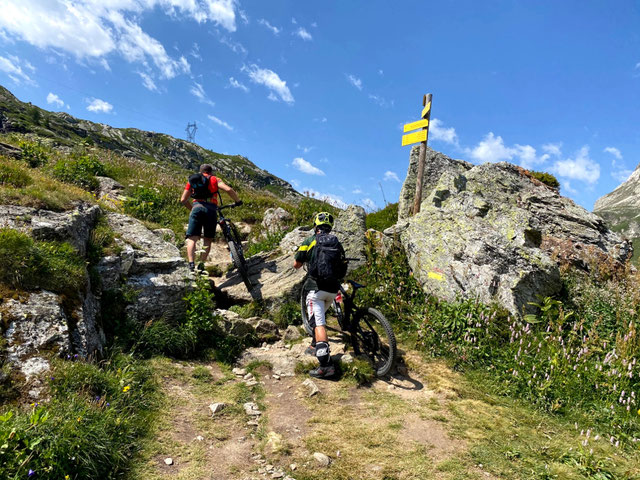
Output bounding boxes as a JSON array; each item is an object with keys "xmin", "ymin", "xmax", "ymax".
[{"xmin": 185, "ymin": 202, "xmax": 217, "ymax": 238}]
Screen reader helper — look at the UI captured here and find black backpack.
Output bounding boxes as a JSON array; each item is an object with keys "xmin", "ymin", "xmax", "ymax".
[
  {"xmin": 189, "ymin": 173, "xmax": 211, "ymax": 199},
  {"xmin": 308, "ymin": 232, "xmax": 347, "ymax": 282}
]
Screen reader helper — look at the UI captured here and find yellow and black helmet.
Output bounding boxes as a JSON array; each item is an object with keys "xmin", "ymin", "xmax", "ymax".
[{"xmin": 313, "ymin": 212, "xmax": 334, "ymax": 228}]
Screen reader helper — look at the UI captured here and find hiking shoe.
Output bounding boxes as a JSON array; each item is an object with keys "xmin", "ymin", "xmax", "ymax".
[
  {"xmin": 309, "ymin": 364, "xmax": 335, "ymax": 379},
  {"xmin": 304, "ymin": 345, "xmax": 316, "ymax": 356}
]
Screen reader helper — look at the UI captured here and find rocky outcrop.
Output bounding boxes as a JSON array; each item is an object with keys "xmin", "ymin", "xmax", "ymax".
[
  {"xmin": 0, "ymin": 203, "xmax": 100, "ymax": 255},
  {"xmin": 398, "ymin": 145, "xmax": 472, "ymax": 220},
  {"xmin": 334, "ymin": 205, "xmax": 367, "ymax": 271},
  {"xmin": 96, "ymin": 176, "xmax": 125, "ymax": 210},
  {"xmin": 397, "ymin": 153, "xmax": 631, "ymax": 315},
  {"xmin": 594, "ymin": 164, "xmax": 640, "ymax": 240},
  {"xmin": 219, "ymin": 207, "xmax": 367, "ymax": 306},
  {"xmin": 97, "ymin": 212, "xmax": 190, "ymax": 323},
  {"xmin": 261, "ymin": 207, "xmax": 292, "ymax": 236}
]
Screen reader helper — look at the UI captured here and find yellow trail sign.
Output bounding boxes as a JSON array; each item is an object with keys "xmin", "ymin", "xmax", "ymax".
[
  {"xmin": 403, "ymin": 119, "xmax": 429, "ymax": 133},
  {"xmin": 401, "ymin": 129, "xmax": 427, "ymax": 146},
  {"xmin": 421, "ymin": 101, "xmax": 431, "ymax": 119}
]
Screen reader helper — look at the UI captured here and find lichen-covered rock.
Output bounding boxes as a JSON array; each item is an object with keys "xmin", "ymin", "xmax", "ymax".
[
  {"xmin": 400, "ymin": 156, "xmax": 630, "ymax": 315},
  {"xmin": 398, "ymin": 145, "xmax": 472, "ymax": 220},
  {"xmin": 255, "ymin": 319, "xmax": 279, "ymax": 340},
  {"xmin": 97, "ymin": 212, "xmax": 190, "ymax": 323},
  {"xmin": 0, "ymin": 203, "xmax": 100, "ymax": 255},
  {"xmin": 334, "ymin": 205, "xmax": 366, "ymax": 271},
  {"xmin": 2, "ymin": 292, "xmax": 70, "ymax": 379},
  {"xmin": 96, "ymin": 176, "xmax": 125, "ymax": 210},
  {"xmin": 262, "ymin": 207, "xmax": 292, "ymax": 236}
]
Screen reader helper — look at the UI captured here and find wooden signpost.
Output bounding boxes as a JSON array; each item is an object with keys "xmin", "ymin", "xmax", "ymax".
[{"xmin": 402, "ymin": 93, "xmax": 432, "ymax": 215}]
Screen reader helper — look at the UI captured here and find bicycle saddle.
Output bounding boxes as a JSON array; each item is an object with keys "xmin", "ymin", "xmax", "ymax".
[{"xmin": 348, "ymin": 280, "xmax": 366, "ymax": 289}]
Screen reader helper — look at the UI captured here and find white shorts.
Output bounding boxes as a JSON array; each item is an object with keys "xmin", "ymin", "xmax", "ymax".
[{"xmin": 306, "ymin": 290, "xmax": 337, "ymax": 329}]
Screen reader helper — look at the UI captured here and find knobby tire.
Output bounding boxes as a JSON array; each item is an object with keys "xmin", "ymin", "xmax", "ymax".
[
  {"xmin": 228, "ymin": 240, "xmax": 252, "ymax": 292},
  {"xmin": 350, "ymin": 307, "xmax": 396, "ymax": 377}
]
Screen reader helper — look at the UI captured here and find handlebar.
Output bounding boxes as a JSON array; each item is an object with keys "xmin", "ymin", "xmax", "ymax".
[{"xmin": 216, "ymin": 202, "xmax": 243, "ymax": 211}]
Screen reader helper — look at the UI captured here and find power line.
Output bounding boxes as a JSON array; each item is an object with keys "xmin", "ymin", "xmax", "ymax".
[{"xmin": 185, "ymin": 121, "xmax": 197, "ymax": 142}]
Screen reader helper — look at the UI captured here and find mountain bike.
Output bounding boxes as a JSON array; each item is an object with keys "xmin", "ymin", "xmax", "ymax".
[
  {"xmin": 300, "ymin": 263, "xmax": 397, "ymax": 377},
  {"xmin": 216, "ymin": 201, "xmax": 252, "ymax": 292}
]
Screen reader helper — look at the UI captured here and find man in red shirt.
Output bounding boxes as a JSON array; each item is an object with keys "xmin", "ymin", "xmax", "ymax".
[{"xmin": 180, "ymin": 164, "xmax": 241, "ymax": 272}]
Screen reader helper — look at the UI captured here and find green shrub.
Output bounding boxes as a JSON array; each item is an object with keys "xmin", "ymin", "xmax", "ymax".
[
  {"xmin": 0, "ymin": 228, "xmax": 85, "ymax": 297},
  {"xmin": 529, "ymin": 170, "xmax": 560, "ymax": 189},
  {"xmin": 246, "ymin": 230, "xmax": 288, "ymax": 257},
  {"xmin": 365, "ymin": 202, "xmax": 398, "ymax": 231},
  {"xmin": 339, "ymin": 357, "xmax": 375, "ymax": 385},
  {"xmin": 0, "ymin": 162, "xmax": 32, "ymax": 187},
  {"xmin": 123, "ymin": 184, "xmax": 185, "ymax": 235},
  {"xmin": 272, "ymin": 301, "xmax": 300, "ymax": 329},
  {"xmin": 0, "ymin": 352, "xmax": 157, "ymax": 479},
  {"xmin": 52, "ymin": 154, "xmax": 106, "ymax": 191},
  {"xmin": 19, "ymin": 140, "xmax": 49, "ymax": 167}
]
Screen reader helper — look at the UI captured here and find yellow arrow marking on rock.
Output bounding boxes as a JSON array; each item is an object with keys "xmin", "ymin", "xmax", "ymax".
[{"xmin": 427, "ymin": 271, "xmax": 444, "ymax": 281}]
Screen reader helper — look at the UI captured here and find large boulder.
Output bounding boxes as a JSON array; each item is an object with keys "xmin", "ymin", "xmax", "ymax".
[
  {"xmin": 399, "ymin": 154, "xmax": 631, "ymax": 315},
  {"xmin": 218, "ymin": 207, "xmax": 367, "ymax": 305},
  {"xmin": 0, "ymin": 203, "xmax": 100, "ymax": 255},
  {"xmin": 262, "ymin": 207, "xmax": 292, "ymax": 236},
  {"xmin": 398, "ymin": 145, "xmax": 472, "ymax": 220},
  {"xmin": 97, "ymin": 213, "xmax": 190, "ymax": 323},
  {"xmin": 334, "ymin": 205, "xmax": 367, "ymax": 271}
]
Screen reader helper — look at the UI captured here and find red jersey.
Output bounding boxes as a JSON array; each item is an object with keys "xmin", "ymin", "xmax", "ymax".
[{"xmin": 184, "ymin": 174, "xmax": 219, "ymax": 203}]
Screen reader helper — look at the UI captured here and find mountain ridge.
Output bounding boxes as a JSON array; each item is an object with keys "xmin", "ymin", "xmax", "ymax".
[{"xmin": 0, "ymin": 85, "xmax": 298, "ymax": 197}]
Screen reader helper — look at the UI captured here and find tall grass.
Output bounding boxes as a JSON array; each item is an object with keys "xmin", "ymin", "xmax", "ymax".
[
  {"xmin": 0, "ymin": 352, "xmax": 158, "ymax": 479},
  {"xmin": 356, "ymin": 238, "xmax": 640, "ymax": 448}
]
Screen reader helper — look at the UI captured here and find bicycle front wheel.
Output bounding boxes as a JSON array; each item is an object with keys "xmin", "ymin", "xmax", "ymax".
[
  {"xmin": 228, "ymin": 240, "xmax": 252, "ymax": 292},
  {"xmin": 350, "ymin": 307, "xmax": 396, "ymax": 377}
]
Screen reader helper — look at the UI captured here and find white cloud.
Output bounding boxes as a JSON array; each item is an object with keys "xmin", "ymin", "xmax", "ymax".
[
  {"xmin": 208, "ymin": 114, "xmax": 233, "ymax": 131},
  {"xmin": 361, "ymin": 198, "xmax": 377, "ymax": 212},
  {"xmin": 368, "ymin": 94, "xmax": 393, "ymax": 108},
  {"xmin": 314, "ymin": 117, "xmax": 327, "ymax": 123},
  {"xmin": 429, "ymin": 118, "xmax": 458, "ymax": 145},
  {"xmin": 217, "ymin": 33, "xmax": 247, "ymax": 55},
  {"xmin": 0, "ymin": 54, "xmax": 35, "ymax": 84},
  {"xmin": 297, "ymin": 145, "xmax": 314, "ymax": 153},
  {"xmin": 292, "ymin": 157, "xmax": 325, "ymax": 176},
  {"xmin": 604, "ymin": 147, "xmax": 622, "ymax": 160},
  {"xmin": 290, "ymin": 179, "xmax": 300, "ymax": 188},
  {"xmin": 468, "ymin": 132, "xmax": 550, "ymax": 169},
  {"xmin": 46, "ymin": 92, "xmax": 64, "ymax": 108},
  {"xmin": 238, "ymin": 9, "xmax": 248, "ymax": 25},
  {"xmin": 138, "ymin": 71, "xmax": 158, "ymax": 91},
  {"xmin": 303, "ymin": 188, "xmax": 347, "ymax": 209},
  {"xmin": 352, "ymin": 188, "xmax": 362, "ymax": 194},
  {"xmin": 612, "ymin": 168, "xmax": 632, "ymax": 183},
  {"xmin": 258, "ymin": 19, "xmax": 280, "ymax": 35},
  {"xmin": 295, "ymin": 27, "xmax": 312, "ymax": 41},
  {"xmin": 542, "ymin": 143, "xmax": 562, "ymax": 157},
  {"xmin": 190, "ymin": 82, "xmax": 215, "ymax": 106},
  {"xmin": 0, "ymin": 0, "xmax": 240, "ymax": 79},
  {"xmin": 190, "ymin": 42, "xmax": 201, "ymax": 61},
  {"xmin": 243, "ymin": 64, "xmax": 294, "ymax": 104},
  {"xmin": 228, "ymin": 77, "xmax": 249, "ymax": 92},
  {"xmin": 383, "ymin": 171, "xmax": 400, "ymax": 182},
  {"xmin": 468, "ymin": 132, "xmax": 515, "ymax": 163},
  {"xmin": 346, "ymin": 74, "xmax": 362, "ymax": 90},
  {"xmin": 86, "ymin": 98, "xmax": 113, "ymax": 113},
  {"xmin": 378, "ymin": 69, "xmax": 383, "ymax": 76},
  {"xmin": 551, "ymin": 146, "xmax": 600, "ymax": 184},
  {"xmin": 291, "ymin": 17, "xmax": 297, "ymax": 24}
]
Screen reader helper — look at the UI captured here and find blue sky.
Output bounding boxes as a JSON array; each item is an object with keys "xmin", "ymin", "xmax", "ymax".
[{"xmin": 1, "ymin": 1, "xmax": 639, "ymax": 211}]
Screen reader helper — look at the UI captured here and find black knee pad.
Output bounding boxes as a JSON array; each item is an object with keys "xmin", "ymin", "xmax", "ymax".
[{"xmin": 315, "ymin": 341, "xmax": 330, "ymax": 367}]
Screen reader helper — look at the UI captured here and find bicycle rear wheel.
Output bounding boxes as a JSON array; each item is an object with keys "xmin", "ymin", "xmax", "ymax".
[
  {"xmin": 350, "ymin": 307, "xmax": 396, "ymax": 377},
  {"xmin": 228, "ymin": 240, "xmax": 252, "ymax": 292}
]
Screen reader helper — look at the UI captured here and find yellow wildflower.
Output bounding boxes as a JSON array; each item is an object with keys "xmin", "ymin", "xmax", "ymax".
[
  {"xmin": 65, "ymin": 476, "xmax": 70, "ymax": 479},
  {"xmin": 77, "ymin": 417, "xmax": 81, "ymax": 422},
  {"xmin": 123, "ymin": 385, "xmax": 131, "ymax": 393}
]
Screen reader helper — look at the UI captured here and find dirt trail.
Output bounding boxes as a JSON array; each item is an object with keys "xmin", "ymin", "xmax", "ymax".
[{"xmin": 131, "ymin": 324, "xmax": 504, "ymax": 480}]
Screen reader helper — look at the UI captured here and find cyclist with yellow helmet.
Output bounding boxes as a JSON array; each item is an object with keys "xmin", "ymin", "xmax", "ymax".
[{"xmin": 294, "ymin": 212, "xmax": 347, "ymax": 378}]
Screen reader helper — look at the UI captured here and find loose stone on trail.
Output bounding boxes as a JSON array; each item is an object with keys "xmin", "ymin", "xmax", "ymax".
[
  {"xmin": 209, "ymin": 402, "xmax": 226, "ymax": 415},
  {"xmin": 164, "ymin": 458, "xmax": 173, "ymax": 465},
  {"xmin": 302, "ymin": 378, "xmax": 319, "ymax": 397},
  {"xmin": 313, "ymin": 452, "xmax": 331, "ymax": 467}
]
